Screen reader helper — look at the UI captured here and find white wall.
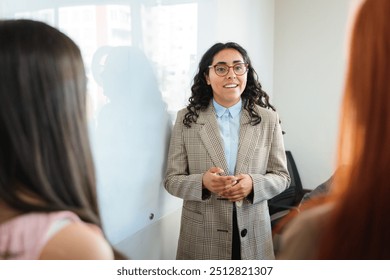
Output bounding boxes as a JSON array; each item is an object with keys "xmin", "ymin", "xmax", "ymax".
[
  {"xmin": 213, "ymin": 0, "xmax": 275, "ymax": 96},
  {"xmin": 273, "ymin": 0, "xmax": 350, "ymax": 189}
]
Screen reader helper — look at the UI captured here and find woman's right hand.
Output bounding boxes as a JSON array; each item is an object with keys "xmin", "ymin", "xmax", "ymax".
[{"xmin": 202, "ymin": 167, "xmax": 237, "ymax": 195}]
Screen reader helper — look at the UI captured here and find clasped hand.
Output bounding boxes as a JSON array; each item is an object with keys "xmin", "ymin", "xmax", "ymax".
[{"xmin": 202, "ymin": 167, "xmax": 253, "ymax": 202}]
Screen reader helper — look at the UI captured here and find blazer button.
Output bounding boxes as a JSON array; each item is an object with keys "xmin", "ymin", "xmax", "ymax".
[{"xmin": 241, "ymin": 229, "xmax": 247, "ymax": 237}]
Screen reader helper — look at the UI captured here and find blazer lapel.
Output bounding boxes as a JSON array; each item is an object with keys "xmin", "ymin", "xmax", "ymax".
[
  {"xmin": 235, "ymin": 109, "xmax": 262, "ymax": 174},
  {"xmin": 197, "ymin": 105, "xmax": 229, "ymax": 175}
]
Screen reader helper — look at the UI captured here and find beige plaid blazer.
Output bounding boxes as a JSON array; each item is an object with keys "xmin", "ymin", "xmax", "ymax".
[{"xmin": 164, "ymin": 102, "xmax": 290, "ymax": 260}]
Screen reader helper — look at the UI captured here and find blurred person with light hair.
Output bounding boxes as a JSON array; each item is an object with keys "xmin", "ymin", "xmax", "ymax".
[{"xmin": 277, "ymin": 0, "xmax": 390, "ymax": 259}]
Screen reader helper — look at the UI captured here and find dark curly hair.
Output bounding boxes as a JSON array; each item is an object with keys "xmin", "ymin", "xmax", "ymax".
[{"xmin": 183, "ymin": 42, "xmax": 275, "ymax": 128}]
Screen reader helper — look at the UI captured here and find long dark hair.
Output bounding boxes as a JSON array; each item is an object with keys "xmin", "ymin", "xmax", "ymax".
[
  {"xmin": 184, "ymin": 42, "xmax": 275, "ymax": 127},
  {"xmin": 0, "ymin": 19, "xmax": 99, "ymax": 225}
]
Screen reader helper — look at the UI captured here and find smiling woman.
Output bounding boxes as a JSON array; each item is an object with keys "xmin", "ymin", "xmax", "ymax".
[
  {"xmin": 164, "ymin": 42, "xmax": 290, "ymax": 260},
  {"xmin": 206, "ymin": 49, "xmax": 248, "ymax": 108}
]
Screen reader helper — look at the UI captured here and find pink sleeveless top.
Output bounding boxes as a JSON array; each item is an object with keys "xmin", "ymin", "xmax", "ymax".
[{"xmin": 0, "ymin": 211, "xmax": 81, "ymax": 260}]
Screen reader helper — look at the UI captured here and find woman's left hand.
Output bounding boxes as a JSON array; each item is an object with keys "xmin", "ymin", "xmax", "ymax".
[{"xmin": 219, "ymin": 173, "xmax": 253, "ymax": 202}]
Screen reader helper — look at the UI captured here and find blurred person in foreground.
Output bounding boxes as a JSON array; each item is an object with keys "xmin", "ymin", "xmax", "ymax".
[
  {"xmin": 276, "ymin": 0, "xmax": 390, "ymax": 259},
  {"xmin": 0, "ymin": 19, "xmax": 116, "ymax": 259}
]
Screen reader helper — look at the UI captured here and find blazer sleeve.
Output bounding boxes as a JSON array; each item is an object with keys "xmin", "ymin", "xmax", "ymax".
[
  {"xmin": 164, "ymin": 109, "xmax": 204, "ymax": 201},
  {"xmin": 250, "ymin": 110, "xmax": 290, "ymax": 204}
]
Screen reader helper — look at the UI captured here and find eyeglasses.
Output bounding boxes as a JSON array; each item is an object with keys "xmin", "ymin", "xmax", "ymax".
[{"xmin": 208, "ymin": 63, "xmax": 248, "ymax": 77}]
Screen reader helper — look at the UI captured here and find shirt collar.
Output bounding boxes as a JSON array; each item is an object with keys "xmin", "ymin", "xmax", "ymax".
[{"xmin": 213, "ymin": 98, "xmax": 242, "ymax": 119}]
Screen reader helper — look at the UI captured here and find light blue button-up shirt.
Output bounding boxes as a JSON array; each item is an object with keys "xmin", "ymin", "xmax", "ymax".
[{"xmin": 213, "ymin": 99, "xmax": 242, "ymax": 176}]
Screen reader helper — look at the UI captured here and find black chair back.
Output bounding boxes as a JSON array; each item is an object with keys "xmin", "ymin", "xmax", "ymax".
[{"xmin": 268, "ymin": 151, "xmax": 304, "ymax": 216}]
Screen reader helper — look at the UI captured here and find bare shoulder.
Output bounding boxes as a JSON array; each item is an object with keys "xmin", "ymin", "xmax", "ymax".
[{"xmin": 39, "ymin": 222, "xmax": 114, "ymax": 260}]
